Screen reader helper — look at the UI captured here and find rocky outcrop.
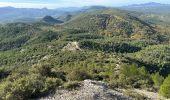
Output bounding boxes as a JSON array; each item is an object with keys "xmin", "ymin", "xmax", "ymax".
[
  {"xmin": 38, "ymin": 80, "xmax": 132, "ymax": 100},
  {"xmin": 133, "ymin": 89, "xmax": 165, "ymax": 100},
  {"xmin": 62, "ymin": 42, "xmax": 82, "ymax": 51}
]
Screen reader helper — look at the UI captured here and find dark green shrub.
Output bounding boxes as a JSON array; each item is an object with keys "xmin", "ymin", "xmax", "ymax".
[
  {"xmin": 30, "ymin": 63, "xmax": 52, "ymax": 76},
  {"xmin": 0, "ymin": 74, "xmax": 62, "ymax": 100},
  {"xmin": 42, "ymin": 77, "xmax": 63, "ymax": 93},
  {"xmin": 0, "ymin": 74, "xmax": 43, "ymax": 99},
  {"xmin": 0, "ymin": 68, "xmax": 10, "ymax": 80},
  {"xmin": 118, "ymin": 64, "xmax": 152, "ymax": 88},
  {"xmin": 51, "ymin": 69, "xmax": 66, "ymax": 81},
  {"xmin": 80, "ymin": 40, "xmax": 141, "ymax": 53},
  {"xmin": 67, "ymin": 68, "xmax": 91, "ymax": 81},
  {"xmin": 63, "ymin": 81, "xmax": 81, "ymax": 90}
]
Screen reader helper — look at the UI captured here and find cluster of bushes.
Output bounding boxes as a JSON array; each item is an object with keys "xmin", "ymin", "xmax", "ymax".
[
  {"xmin": 0, "ymin": 63, "xmax": 63, "ymax": 100},
  {"xmin": 130, "ymin": 45, "xmax": 170, "ymax": 76},
  {"xmin": 108, "ymin": 64, "xmax": 170, "ymax": 98},
  {"xmin": 66, "ymin": 68, "xmax": 92, "ymax": 81},
  {"xmin": 65, "ymin": 33, "xmax": 104, "ymax": 41},
  {"xmin": 63, "ymin": 81, "xmax": 81, "ymax": 90},
  {"xmin": 80, "ymin": 40, "xmax": 141, "ymax": 53},
  {"xmin": 108, "ymin": 64, "xmax": 152, "ymax": 89},
  {"xmin": 0, "ymin": 23, "xmax": 62, "ymax": 51},
  {"xmin": 126, "ymin": 45, "xmax": 170, "ymax": 98}
]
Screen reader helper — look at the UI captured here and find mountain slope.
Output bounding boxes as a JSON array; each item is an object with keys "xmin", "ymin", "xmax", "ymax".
[
  {"xmin": 0, "ymin": 22, "xmax": 62, "ymax": 51},
  {"xmin": 64, "ymin": 9, "xmax": 157, "ymax": 40}
]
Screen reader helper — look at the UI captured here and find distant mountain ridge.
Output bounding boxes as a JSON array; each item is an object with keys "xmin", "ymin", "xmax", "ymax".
[
  {"xmin": 121, "ymin": 2, "xmax": 170, "ymax": 14},
  {"xmin": 0, "ymin": 6, "xmax": 82, "ymax": 23},
  {"xmin": 0, "ymin": 6, "xmax": 107, "ymax": 23},
  {"xmin": 1, "ymin": 3, "xmax": 170, "ymax": 23},
  {"xmin": 0, "ymin": 7, "xmax": 67, "ymax": 23},
  {"xmin": 128, "ymin": 2, "xmax": 167, "ymax": 7}
]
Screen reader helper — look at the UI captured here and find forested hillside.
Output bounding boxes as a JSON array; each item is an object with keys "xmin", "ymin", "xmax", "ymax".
[
  {"xmin": 65, "ymin": 9, "xmax": 158, "ymax": 39},
  {"xmin": 0, "ymin": 7, "xmax": 170, "ymax": 100}
]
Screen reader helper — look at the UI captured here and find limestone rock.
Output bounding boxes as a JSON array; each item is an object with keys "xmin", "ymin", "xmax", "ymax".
[{"xmin": 62, "ymin": 42, "xmax": 81, "ymax": 51}]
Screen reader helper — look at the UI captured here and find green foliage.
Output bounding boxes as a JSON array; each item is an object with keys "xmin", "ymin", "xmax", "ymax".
[
  {"xmin": 0, "ymin": 68, "xmax": 10, "ymax": 80},
  {"xmin": 30, "ymin": 30, "xmax": 61, "ymax": 43},
  {"xmin": 43, "ymin": 77, "xmax": 63, "ymax": 92},
  {"xmin": 0, "ymin": 74, "xmax": 62, "ymax": 99},
  {"xmin": 66, "ymin": 67, "xmax": 92, "ymax": 81},
  {"xmin": 30, "ymin": 63, "xmax": 52, "ymax": 76},
  {"xmin": 129, "ymin": 45, "xmax": 170, "ymax": 76},
  {"xmin": 117, "ymin": 64, "xmax": 152, "ymax": 88},
  {"xmin": 80, "ymin": 40, "xmax": 141, "ymax": 53},
  {"xmin": 151, "ymin": 73, "xmax": 164, "ymax": 89},
  {"xmin": 0, "ymin": 23, "xmax": 61, "ymax": 51},
  {"xmin": 160, "ymin": 75, "xmax": 170, "ymax": 98},
  {"xmin": 0, "ymin": 63, "xmax": 64, "ymax": 99},
  {"xmin": 0, "ymin": 23, "xmax": 35, "ymax": 51}
]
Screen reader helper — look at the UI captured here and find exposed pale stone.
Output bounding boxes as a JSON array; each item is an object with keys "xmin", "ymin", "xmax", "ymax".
[
  {"xmin": 62, "ymin": 42, "xmax": 81, "ymax": 51},
  {"xmin": 38, "ymin": 80, "xmax": 131, "ymax": 100}
]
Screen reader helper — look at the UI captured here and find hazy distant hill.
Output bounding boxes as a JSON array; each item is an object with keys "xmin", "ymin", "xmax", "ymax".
[
  {"xmin": 0, "ymin": 7, "xmax": 82, "ymax": 23},
  {"xmin": 120, "ymin": 2, "xmax": 170, "ymax": 25},
  {"xmin": 0, "ymin": 6, "xmax": 108, "ymax": 23},
  {"xmin": 1, "ymin": 3, "xmax": 170, "ymax": 23},
  {"xmin": 121, "ymin": 2, "xmax": 170, "ymax": 14},
  {"xmin": 41, "ymin": 16, "xmax": 63, "ymax": 24}
]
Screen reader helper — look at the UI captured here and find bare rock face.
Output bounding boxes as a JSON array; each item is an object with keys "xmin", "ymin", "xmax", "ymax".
[
  {"xmin": 38, "ymin": 80, "xmax": 132, "ymax": 100},
  {"xmin": 62, "ymin": 42, "xmax": 81, "ymax": 51}
]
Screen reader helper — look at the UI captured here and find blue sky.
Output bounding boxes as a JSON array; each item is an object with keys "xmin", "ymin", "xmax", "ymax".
[{"xmin": 0, "ymin": 0, "xmax": 169, "ymax": 8}]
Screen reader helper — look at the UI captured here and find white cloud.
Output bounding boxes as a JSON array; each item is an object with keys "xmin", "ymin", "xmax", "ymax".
[
  {"xmin": 59, "ymin": 0, "xmax": 124, "ymax": 7},
  {"xmin": 0, "ymin": 0, "xmax": 168, "ymax": 8}
]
